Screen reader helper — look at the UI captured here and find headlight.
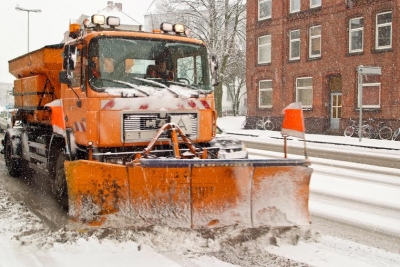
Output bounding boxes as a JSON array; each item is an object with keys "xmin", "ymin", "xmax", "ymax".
[
  {"xmin": 173, "ymin": 24, "xmax": 185, "ymax": 33},
  {"xmin": 92, "ymin": 14, "xmax": 105, "ymax": 25},
  {"xmin": 107, "ymin": 16, "xmax": 120, "ymax": 27},
  {"xmin": 160, "ymin": 22, "xmax": 173, "ymax": 32},
  {"xmin": 160, "ymin": 22, "xmax": 189, "ymax": 36}
]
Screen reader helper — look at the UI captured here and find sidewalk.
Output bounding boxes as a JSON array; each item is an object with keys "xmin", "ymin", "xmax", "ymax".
[{"xmin": 217, "ymin": 116, "xmax": 400, "ymax": 157}]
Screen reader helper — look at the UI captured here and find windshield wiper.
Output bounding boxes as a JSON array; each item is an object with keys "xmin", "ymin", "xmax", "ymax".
[
  {"xmin": 132, "ymin": 77, "xmax": 168, "ymax": 88},
  {"xmin": 167, "ymin": 81, "xmax": 198, "ymax": 90},
  {"xmin": 166, "ymin": 81, "xmax": 213, "ymax": 95},
  {"xmin": 100, "ymin": 79, "xmax": 150, "ymax": 96},
  {"xmin": 132, "ymin": 77, "xmax": 181, "ymax": 98}
]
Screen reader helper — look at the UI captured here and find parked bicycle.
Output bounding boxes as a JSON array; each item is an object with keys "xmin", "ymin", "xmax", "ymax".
[
  {"xmin": 256, "ymin": 116, "xmax": 274, "ymax": 131},
  {"xmin": 392, "ymin": 120, "xmax": 400, "ymax": 141},
  {"xmin": 363, "ymin": 118, "xmax": 393, "ymax": 140},
  {"xmin": 241, "ymin": 117, "xmax": 255, "ymax": 129},
  {"xmin": 343, "ymin": 118, "xmax": 369, "ymax": 138}
]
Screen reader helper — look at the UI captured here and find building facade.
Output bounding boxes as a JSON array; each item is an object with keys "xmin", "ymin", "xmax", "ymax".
[
  {"xmin": 246, "ymin": 0, "xmax": 400, "ymax": 134},
  {"xmin": 0, "ymin": 83, "xmax": 13, "ymax": 108}
]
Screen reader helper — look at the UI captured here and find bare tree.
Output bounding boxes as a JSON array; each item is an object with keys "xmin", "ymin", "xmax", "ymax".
[
  {"xmin": 150, "ymin": 0, "xmax": 247, "ymax": 117},
  {"xmin": 224, "ymin": 49, "xmax": 246, "ymax": 116}
]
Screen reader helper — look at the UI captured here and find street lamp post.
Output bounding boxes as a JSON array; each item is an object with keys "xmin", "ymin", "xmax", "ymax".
[{"xmin": 15, "ymin": 5, "xmax": 41, "ymax": 52}]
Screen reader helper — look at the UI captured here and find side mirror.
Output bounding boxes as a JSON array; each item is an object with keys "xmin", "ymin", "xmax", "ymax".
[
  {"xmin": 59, "ymin": 70, "xmax": 71, "ymax": 85},
  {"xmin": 210, "ymin": 55, "xmax": 219, "ymax": 86},
  {"xmin": 61, "ymin": 45, "xmax": 77, "ymax": 86},
  {"xmin": 63, "ymin": 45, "xmax": 77, "ymax": 71}
]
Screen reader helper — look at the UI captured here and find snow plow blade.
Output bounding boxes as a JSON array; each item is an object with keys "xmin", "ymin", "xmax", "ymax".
[{"xmin": 65, "ymin": 159, "xmax": 312, "ymax": 228}]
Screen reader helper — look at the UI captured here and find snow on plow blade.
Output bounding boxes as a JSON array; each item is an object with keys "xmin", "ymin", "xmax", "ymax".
[{"xmin": 65, "ymin": 159, "xmax": 312, "ymax": 228}]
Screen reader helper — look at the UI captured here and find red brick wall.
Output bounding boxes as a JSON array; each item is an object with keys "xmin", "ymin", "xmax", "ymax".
[{"xmin": 246, "ymin": 0, "xmax": 400, "ymax": 134}]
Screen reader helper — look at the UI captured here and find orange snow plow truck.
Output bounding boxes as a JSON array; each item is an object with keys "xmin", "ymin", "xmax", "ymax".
[{"xmin": 4, "ymin": 14, "xmax": 312, "ymax": 228}]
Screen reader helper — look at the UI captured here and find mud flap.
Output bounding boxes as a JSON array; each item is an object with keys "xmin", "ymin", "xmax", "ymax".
[{"xmin": 65, "ymin": 159, "xmax": 312, "ymax": 228}]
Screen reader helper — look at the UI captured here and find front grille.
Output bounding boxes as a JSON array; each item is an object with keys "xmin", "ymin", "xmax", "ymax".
[
  {"xmin": 124, "ymin": 114, "xmax": 159, "ymax": 131},
  {"xmin": 123, "ymin": 112, "xmax": 198, "ymax": 142}
]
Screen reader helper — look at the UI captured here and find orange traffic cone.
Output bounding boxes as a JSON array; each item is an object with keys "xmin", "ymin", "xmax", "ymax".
[
  {"xmin": 281, "ymin": 102, "xmax": 305, "ymax": 139},
  {"xmin": 281, "ymin": 102, "xmax": 307, "ymax": 158}
]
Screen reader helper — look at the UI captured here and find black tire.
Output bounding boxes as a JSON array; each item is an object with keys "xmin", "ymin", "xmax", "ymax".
[
  {"xmin": 256, "ymin": 120, "xmax": 265, "ymax": 130},
  {"xmin": 20, "ymin": 159, "xmax": 35, "ymax": 181},
  {"xmin": 52, "ymin": 151, "xmax": 69, "ymax": 210},
  {"xmin": 265, "ymin": 121, "xmax": 274, "ymax": 131},
  {"xmin": 344, "ymin": 126, "xmax": 355, "ymax": 137},
  {"xmin": 240, "ymin": 120, "xmax": 247, "ymax": 130},
  {"xmin": 362, "ymin": 125, "xmax": 372, "ymax": 139},
  {"xmin": 4, "ymin": 137, "xmax": 21, "ymax": 177},
  {"xmin": 241, "ymin": 120, "xmax": 246, "ymax": 129},
  {"xmin": 392, "ymin": 128, "xmax": 400, "ymax": 141},
  {"xmin": 379, "ymin": 126, "xmax": 393, "ymax": 140}
]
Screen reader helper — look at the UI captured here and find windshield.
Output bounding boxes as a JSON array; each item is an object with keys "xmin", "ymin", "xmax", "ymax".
[{"xmin": 88, "ymin": 37, "xmax": 212, "ymax": 92}]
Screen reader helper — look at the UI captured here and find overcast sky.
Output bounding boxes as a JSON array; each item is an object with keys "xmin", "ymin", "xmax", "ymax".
[{"xmin": 0, "ymin": 0, "xmax": 152, "ymax": 83}]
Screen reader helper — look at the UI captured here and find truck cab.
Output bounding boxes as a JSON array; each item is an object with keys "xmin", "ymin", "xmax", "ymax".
[{"xmin": 57, "ymin": 16, "xmax": 218, "ymax": 163}]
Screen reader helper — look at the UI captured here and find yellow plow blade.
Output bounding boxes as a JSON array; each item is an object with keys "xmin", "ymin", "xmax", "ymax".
[{"xmin": 65, "ymin": 159, "xmax": 312, "ymax": 228}]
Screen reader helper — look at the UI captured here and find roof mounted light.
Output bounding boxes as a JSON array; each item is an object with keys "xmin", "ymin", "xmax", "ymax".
[
  {"xmin": 69, "ymin": 21, "xmax": 81, "ymax": 34},
  {"xmin": 184, "ymin": 28, "xmax": 191, "ymax": 36},
  {"xmin": 83, "ymin": 18, "xmax": 91, "ymax": 28},
  {"xmin": 160, "ymin": 22, "xmax": 189, "ymax": 36},
  {"xmin": 106, "ymin": 16, "xmax": 120, "ymax": 28},
  {"xmin": 173, "ymin": 24, "xmax": 185, "ymax": 34},
  {"xmin": 68, "ymin": 18, "xmax": 81, "ymax": 38},
  {"xmin": 160, "ymin": 22, "xmax": 173, "ymax": 33},
  {"xmin": 91, "ymin": 14, "xmax": 105, "ymax": 25}
]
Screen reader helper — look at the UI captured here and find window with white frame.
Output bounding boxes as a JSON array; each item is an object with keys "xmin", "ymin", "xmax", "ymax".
[
  {"xmin": 376, "ymin": 11, "xmax": 392, "ymax": 49},
  {"xmin": 349, "ymin": 17, "xmax": 364, "ymax": 53},
  {"xmin": 290, "ymin": 0, "xmax": 300, "ymax": 13},
  {"xmin": 296, "ymin": 77, "xmax": 313, "ymax": 108},
  {"xmin": 310, "ymin": 0, "xmax": 321, "ymax": 8},
  {"xmin": 259, "ymin": 80, "xmax": 273, "ymax": 108},
  {"xmin": 258, "ymin": 35, "xmax": 271, "ymax": 64},
  {"xmin": 358, "ymin": 74, "xmax": 381, "ymax": 108},
  {"xmin": 259, "ymin": 0, "xmax": 272, "ymax": 20},
  {"xmin": 289, "ymin": 29, "xmax": 301, "ymax": 60},
  {"xmin": 309, "ymin": 25, "xmax": 321, "ymax": 58}
]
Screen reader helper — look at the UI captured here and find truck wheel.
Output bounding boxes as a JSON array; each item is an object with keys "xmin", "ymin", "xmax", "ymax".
[
  {"xmin": 19, "ymin": 159, "xmax": 34, "ymax": 181},
  {"xmin": 4, "ymin": 137, "xmax": 21, "ymax": 177},
  {"xmin": 52, "ymin": 151, "xmax": 69, "ymax": 210}
]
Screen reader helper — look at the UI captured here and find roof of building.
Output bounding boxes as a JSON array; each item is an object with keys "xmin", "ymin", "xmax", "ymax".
[
  {"xmin": 96, "ymin": 1, "xmax": 141, "ymax": 26},
  {"xmin": 75, "ymin": 1, "xmax": 142, "ymax": 33}
]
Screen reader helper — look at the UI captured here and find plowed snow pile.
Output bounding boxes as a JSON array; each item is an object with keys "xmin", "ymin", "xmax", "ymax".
[{"xmin": 0, "ymin": 181, "xmax": 314, "ymax": 267}]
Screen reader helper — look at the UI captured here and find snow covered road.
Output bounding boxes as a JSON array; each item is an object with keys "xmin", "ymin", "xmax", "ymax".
[
  {"xmin": 1, "ymin": 146, "xmax": 399, "ymax": 267},
  {"xmin": 0, "ymin": 115, "xmax": 400, "ymax": 267},
  {"xmin": 249, "ymin": 148, "xmax": 400, "ymax": 240}
]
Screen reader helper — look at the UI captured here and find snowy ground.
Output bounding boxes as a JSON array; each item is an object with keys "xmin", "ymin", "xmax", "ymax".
[
  {"xmin": 0, "ymin": 115, "xmax": 399, "ymax": 267},
  {"xmin": 0, "ymin": 183, "xmax": 313, "ymax": 267}
]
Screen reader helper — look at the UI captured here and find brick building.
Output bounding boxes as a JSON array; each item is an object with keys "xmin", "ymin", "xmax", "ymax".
[{"xmin": 246, "ymin": 0, "xmax": 400, "ymax": 135}]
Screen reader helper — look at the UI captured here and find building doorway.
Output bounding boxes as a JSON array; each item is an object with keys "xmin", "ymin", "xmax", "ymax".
[{"xmin": 328, "ymin": 75, "xmax": 342, "ymax": 129}]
